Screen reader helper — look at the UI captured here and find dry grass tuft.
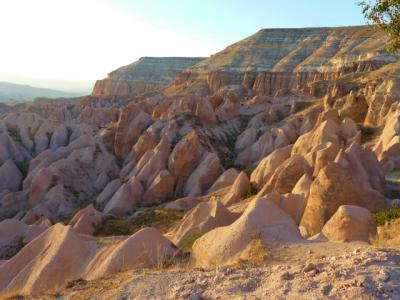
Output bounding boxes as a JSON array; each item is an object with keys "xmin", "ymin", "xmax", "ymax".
[
  {"xmin": 94, "ymin": 208, "xmax": 184, "ymax": 237},
  {"xmin": 373, "ymin": 218, "xmax": 400, "ymax": 247},
  {"xmin": 234, "ymin": 236, "xmax": 268, "ymax": 267}
]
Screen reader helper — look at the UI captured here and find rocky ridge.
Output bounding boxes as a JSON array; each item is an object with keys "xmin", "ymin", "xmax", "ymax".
[{"xmin": 92, "ymin": 57, "xmax": 205, "ymax": 97}]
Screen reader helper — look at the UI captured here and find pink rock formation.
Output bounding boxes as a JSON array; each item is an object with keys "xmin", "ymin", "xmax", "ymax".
[
  {"xmin": 183, "ymin": 153, "xmax": 222, "ymax": 196},
  {"xmin": 85, "ymin": 227, "xmax": 178, "ymax": 279},
  {"xmin": 168, "ymin": 130, "xmax": 204, "ymax": 194},
  {"xmin": 192, "ymin": 198, "xmax": 301, "ymax": 267},
  {"xmin": 208, "ymin": 168, "xmax": 239, "ymax": 193},
  {"xmin": 114, "ymin": 104, "xmax": 153, "ymax": 158},
  {"xmin": 250, "ymin": 145, "xmax": 292, "ymax": 189},
  {"xmin": 168, "ymin": 201, "xmax": 238, "ymax": 248},
  {"xmin": 221, "ymin": 171, "xmax": 250, "ymax": 206},
  {"xmin": 104, "ymin": 177, "xmax": 143, "ymax": 216},
  {"xmin": 0, "ymin": 224, "xmax": 178, "ymax": 296},
  {"xmin": 142, "ymin": 170, "xmax": 175, "ymax": 204},
  {"xmin": 0, "ymin": 218, "xmax": 49, "ymax": 258},
  {"xmin": 0, "ymin": 224, "xmax": 98, "ymax": 295},
  {"xmin": 321, "ymin": 205, "xmax": 377, "ymax": 243},
  {"xmin": 300, "ymin": 162, "xmax": 385, "ymax": 237},
  {"xmin": 69, "ymin": 204, "xmax": 107, "ymax": 235}
]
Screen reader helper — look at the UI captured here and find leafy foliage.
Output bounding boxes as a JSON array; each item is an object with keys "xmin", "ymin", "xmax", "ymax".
[
  {"xmin": 14, "ymin": 235, "xmax": 26, "ymax": 251},
  {"xmin": 373, "ymin": 206, "xmax": 400, "ymax": 226},
  {"xmin": 360, "ymin": 0, "xmax": 400, "ymax": 53},
  {"xmin": 13, "ymin": 235, "xmax": 27, "ymax": 255}
]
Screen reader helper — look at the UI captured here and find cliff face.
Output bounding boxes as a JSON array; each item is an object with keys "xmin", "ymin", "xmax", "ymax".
[
  {"xmin": 164, "ymin": 26, "xmax": 400, "ymax": 127},
  {"xmin": 188, "ymin": 26, "xmax": 394, "ymax": 73},
  {"xmin": 92, "ymin": 57, "xmax": 205, "ymax": 97},
  {"xmin": 91, "ymin": 26, "xmax": 400, "ymax": 127}
]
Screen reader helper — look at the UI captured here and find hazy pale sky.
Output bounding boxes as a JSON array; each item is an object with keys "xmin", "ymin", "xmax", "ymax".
[{"xmin": 0, "ymin": 0, "xmax": 366, "ymax": 93}]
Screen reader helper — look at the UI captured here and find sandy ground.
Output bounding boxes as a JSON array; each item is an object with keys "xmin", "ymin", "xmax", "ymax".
[{"xmin": 27, "ymin": 241, "xmax": 400, "ymax": 300}]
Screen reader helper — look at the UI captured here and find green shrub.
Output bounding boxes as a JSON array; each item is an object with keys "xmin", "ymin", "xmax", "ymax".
[
  {"xmin": 373, "ymin": 207, "xmax": 400, "ymax": 226},
  {"xmin": 182, "ymin": 230, "xmax": 204, "ymax": 252},
  {"xmin": 14, "ymin": 235, "xmax": 26, "ymax": 253}
]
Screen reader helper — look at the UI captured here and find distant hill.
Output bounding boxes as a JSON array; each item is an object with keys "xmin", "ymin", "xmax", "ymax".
[
  {"xmin": 0, "ymin": 81, "xmax": 82, "ymax": 102},
  {"xmin": 91, "ymin": 57, "xmax": 206, "ymax": 97}
]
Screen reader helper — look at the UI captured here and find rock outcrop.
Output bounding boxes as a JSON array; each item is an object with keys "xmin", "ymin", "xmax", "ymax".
[
  {"xmin": 85, "ymin": 227, "xmax": 178, "ymax": 279},
  {"xmin": 192, "ymin": 198, "xmax": 301, "ymax": 268},
  {"xmin": 374, "ymin": 103, "xmax": 400, "ymax": 172},
  {"xmin": 208, "ymin": 168, "xmax": 239, "ymax": 193},
  {"xmin": 0, "ymin": 224, "xmax": 178, "ymax": 296},
  {"xmin": 104, "ymin": 176, "xmax": 143, "ymax": 216},
  {"xmin": 221, "ymin": 171, "xmax": 250, "ymax": 206},
  {"xmin": 168, "ymin": 201, "xmax": 238, "ymax": 248},
  {"xmin": 0, "ymin": 224, "xmax": 99, "ymax": 295},
  {"xmin": 92, "ymin": 57, "xmax": 205, "ymax": 97},
  {"xmin": 0, "ymin": 218, "xmax": 49, "ymax": 259},
  {"xmin": 167, "ymin": 26, "xmax": 397, "ymax": 100},
  {"xmin": 69, "ymin": 204, "xmax": 107, "ymax": 235},
  {"xmin": 300, "ymin": 162, "xmax": 385, "ymax": 237},
  {"xmin": 321, "ymin": 205, "xmax": 377, "ymax": 243}
]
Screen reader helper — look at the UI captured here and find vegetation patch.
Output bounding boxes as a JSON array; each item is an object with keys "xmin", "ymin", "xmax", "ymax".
[
  {"xmin": 239, "ymin": 114, "xmax": 253, "ymax": 132},
  {"xmin": 373, "ymin": 218, "xmax": 400, "ymax": 248},
  {"xmin": 234, "ymin": 165, "xmax": 257, "ymax": 182},
  {"xmin": 373, "ymin": 207, "xmax": 400, "ymax": 226},
  {"xmin": 177, "ymin": 112, "xmax": 203, "ymax": 127},
  {"xmin": 7, "ymin": 127, "xmax": 22, "ymax": 143},
  {"xmin": 235, "ymin": 236, "xmax": 267, "ymax": 267},
  {"xmin": 0, "ymin": 235, "xmax": 27, "ymax": 260},
  {"xmin": 94, "ymin": 208, "xmax": 184, "ymax": 237},
  {"xmin": 17, "ymin": 159, "xmax": 30, "ymax": 177},
  {"xmin": 46, "ymin": 131, "xmax": 53, "ymax": 141},
  {"xmin": 292, "ymin": 101, "xmax": 315, "ymax": 114},
  {"xmin": 66, "ymin": 278, "xmax": 87, "ymax": 289},
  {"xmin": 182, "ymin": 230, "xmax": 204, "ymax": 252},
  {"xmin": 246, "ymin": 185, "xmax": 258, "ymax": 198},
  {"xmin": 358, "ymin": 125, "xmax": 379, "ymax": 145}
]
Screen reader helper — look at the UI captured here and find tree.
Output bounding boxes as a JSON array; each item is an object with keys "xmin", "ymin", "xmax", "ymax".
[{"xmin": 360, "ymin": 0, "xmax": 400, "ymax": 53}]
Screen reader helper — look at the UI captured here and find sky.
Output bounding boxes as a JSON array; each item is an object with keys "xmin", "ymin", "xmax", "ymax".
[{"xmin": 0, "ymin": 0, "xmax": 367, "ymax": 93}]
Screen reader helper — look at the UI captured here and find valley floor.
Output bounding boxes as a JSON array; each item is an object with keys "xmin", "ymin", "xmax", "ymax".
[{"xmin": 30, "ymin": 242, "xmax": 400, "ymax": 300}]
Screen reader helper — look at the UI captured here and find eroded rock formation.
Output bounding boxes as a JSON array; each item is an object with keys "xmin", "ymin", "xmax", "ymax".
[{"xmin": 0, "ymin": 25, "xmax": 400, "ymax": 297}]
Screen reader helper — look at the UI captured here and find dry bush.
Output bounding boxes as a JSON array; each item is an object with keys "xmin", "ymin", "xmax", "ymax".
[
  {"xmin": 94, "ymin": 208, "xmax": 184, "ymax": 236},
  {"xmin": 234, "ymin": 236, "xmax": 268, "ymax": 267},
  {"xmin": 373, "ymin": 218, "xmax": 400, "ymax": 247}
]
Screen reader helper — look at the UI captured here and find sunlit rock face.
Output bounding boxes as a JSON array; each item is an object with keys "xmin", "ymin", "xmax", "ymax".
[
  {"xmin": 187, "ymin": 26, "xmax": 393, "ymax": 73},
  {"xmin": 92, "ymin": 57, "xmax": 206, "ymax": 97},
  {"xmin": 166, "ymin": 26, "xmax": 398, "ymax": 101}
]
